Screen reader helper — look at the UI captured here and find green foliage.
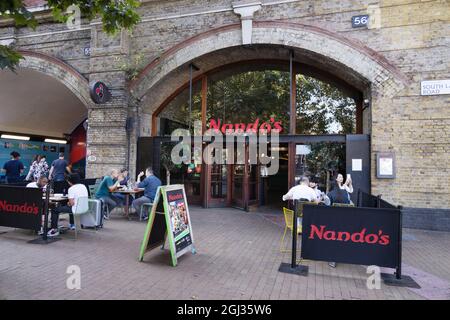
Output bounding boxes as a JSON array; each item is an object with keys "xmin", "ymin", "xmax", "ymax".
[
  {"xmin": 117, "ymin": 53, "xmax": 148, "ymax": 81},
  {"xmin": 0, "ymin": 0, "xmax": 141, "ymax": 71},
  {"xmin": 0, "ymin": 45, "xmax": 24, "ymax": 72},
  {"xmin": 207, "ymin": 70, "xmax": 290, "ymax": 131},
  {"xmin": 0, "ymin": 0, "xmax": 38, "ymax": 28},
  {"xmin": 296, "ymin": 75, "xmax": 356, "ymax": 134},
  {"xmin": 46, "ymin": 0, "xmax": 141, "ymax": 35}
]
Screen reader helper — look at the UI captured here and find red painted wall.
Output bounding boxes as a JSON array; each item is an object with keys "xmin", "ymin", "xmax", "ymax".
[{"xmin": 70, "ymin": 123, "xmax": 86, "ymax": 166}]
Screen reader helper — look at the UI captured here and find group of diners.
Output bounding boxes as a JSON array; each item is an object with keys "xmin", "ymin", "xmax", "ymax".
[
  {"xmin": 282, "ymin": 173, "xmax": 354, "ymax": 269},
  {"xmin": 282, "ymin": 173, "xmax": 353, "ymax": 206},
  {"xmin": 94, "ymin": 167, "xmax": 161, "ymax": 220}
]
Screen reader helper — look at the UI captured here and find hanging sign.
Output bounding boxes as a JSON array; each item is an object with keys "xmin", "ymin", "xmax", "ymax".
[
  {"xmin": 139, "ymin": 185, "xmax": 196, "ymax": 266},
  {"xmin": 89, "ymin": 81, "xmax": 112, "ymax": 104}
]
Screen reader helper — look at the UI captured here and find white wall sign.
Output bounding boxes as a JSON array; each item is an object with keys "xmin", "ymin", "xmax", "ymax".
[
  {"xmin": 352, "ymin": 159, "xmax": 362, "ymax": 171},
  {"xmin": 421, "ymin": 80, "xmax": 450, "ymax": 96},
  {"xmin": 296, "ymin": 145, "xmax": 311, "ymax": 155}
]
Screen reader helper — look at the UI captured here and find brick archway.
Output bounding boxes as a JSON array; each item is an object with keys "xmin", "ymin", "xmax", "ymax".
[
  {"xmin": 130, "ymin": 21, "xmax": 409, "ymax": 115},
  {"xmin": 17, "ymin": 50, "xmax": 92, "ymax": 109}
]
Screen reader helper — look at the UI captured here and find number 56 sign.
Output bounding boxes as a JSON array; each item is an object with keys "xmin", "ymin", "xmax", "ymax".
[{"xmin": 352, "ymin": 15, "xmax": 369, "ymax": 28}]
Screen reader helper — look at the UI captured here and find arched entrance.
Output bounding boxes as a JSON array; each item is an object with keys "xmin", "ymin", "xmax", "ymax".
[
  {"xmin": 130, "ymin": 22, "xmax": 408, "ymax": 210},
  {"xmin": 0, "ymin": 51, "xmax": 90, "ymax": 179}
]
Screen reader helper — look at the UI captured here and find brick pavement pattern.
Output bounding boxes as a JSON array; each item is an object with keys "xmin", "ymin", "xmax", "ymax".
[{"xmin": 0, "ymin": 207, "xmax": 449, "ymax": 300}]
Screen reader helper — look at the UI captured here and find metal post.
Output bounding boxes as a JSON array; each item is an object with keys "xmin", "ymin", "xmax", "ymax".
[
  {"xmin": 188, "ymin": 64, "xmax": 193, "ymax": 132},
  {"xmin": 291, "ymin": 200, "xmax": 298, "ymax": 268},
  {"xmin": 42, "ymin": 180, "xmax": 52, "ymax": 241},
  {"xmin": 396, "ymin": 205, "xmax": 403, "ymax": 279}
]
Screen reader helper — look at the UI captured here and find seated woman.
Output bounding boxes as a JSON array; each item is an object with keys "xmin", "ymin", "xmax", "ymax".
[{"xmin": 327, "ymin": 182, "xmax": 351, "ymax": 206}]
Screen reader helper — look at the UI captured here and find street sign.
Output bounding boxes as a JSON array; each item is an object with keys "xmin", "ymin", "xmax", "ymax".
[
  {"xmin": 421, "ymin": 80, "xmax": 450, "ymax": 95},
  {"xmin": 352, "ymin": 15, "xmax": 369, "ymax": 28}
]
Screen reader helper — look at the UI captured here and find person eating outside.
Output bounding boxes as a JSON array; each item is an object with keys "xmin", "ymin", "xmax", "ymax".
[
  {"xmin": 336, "ymin": 173, "xmax": 353, "ymax": 201},
  {"xmin": 327, "ymin": 181, "xmax": 351, "ymax": 206},
  {"xmin": 95, "ymin": 168, "xmax": 124, "ymax": 217},
  {"xmin": 26, "ymin": 176, "xmax": 48, "ymax": 190},
  {"xmin": 132, "ymin": 167, "xmax": 161, "ymax": 220},
  {"xmin": 282, "ymin": 176, "xmax": 319, "ymax": 203},
  {"xmin": 2, "ymin": 151, "xmax": 24, "ymax": 184},
  {"xmin": 47, "ymin": 173, "xmax": 88, "ymax": 237}
]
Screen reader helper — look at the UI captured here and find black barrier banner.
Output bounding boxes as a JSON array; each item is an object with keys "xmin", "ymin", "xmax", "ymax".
[
  {"xmin": 301, "ymin": 205, "xmax": 400, "ymax": 268},
  {"xmin": 0, "ymin": 185, "xmax": 43, "ymax": 231}
]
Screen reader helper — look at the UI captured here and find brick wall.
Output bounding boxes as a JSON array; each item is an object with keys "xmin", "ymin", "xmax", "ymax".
[{"xmin": 1, "ymin": 0, "xmax": 448, "ymax": 211}]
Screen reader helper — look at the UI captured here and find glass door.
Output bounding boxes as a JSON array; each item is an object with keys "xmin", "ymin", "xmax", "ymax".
[{"xmin": 206, "ymin": 148, "xmax": 229, "ymax": 207}]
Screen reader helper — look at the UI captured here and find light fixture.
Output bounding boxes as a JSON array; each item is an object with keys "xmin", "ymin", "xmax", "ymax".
[
  {"xmin": 1, "ymin": 134, "xmax": 30, "ymax": 141},
  {"xmin": 44, "ymin": 138, "xmax": 67, "ymax": 144}
]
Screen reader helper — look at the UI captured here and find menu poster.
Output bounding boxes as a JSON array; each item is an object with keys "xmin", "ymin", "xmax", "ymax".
[
  {"xmin": 376, "ymin": 152, "xmax": 396, "ymax": 178},
  {"xmin": 139, "ymin": 185, "xmax": 196, "ymax": 267},
  {"xmin": 164, "ymin": 187, "xmax": 194, "ymax": 258},
  {"xmin": 379, "ymin": 158, "xmax": 393, "ymax": 175}
]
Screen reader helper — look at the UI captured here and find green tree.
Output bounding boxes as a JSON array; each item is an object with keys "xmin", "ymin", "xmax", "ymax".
[{"xmin": 0, "ymin": 0, "xmax": 140, "ymax": 72}]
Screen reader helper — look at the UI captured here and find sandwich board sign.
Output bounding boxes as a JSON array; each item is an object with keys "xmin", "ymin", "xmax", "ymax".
[{"xmin": 138, "ymin": 185, "xmax": 196, "ymax": 266}]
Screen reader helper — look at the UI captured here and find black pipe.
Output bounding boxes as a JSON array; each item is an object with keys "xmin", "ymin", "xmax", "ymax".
[
  {"xmin": 42, "ymin": 180, "xmax": 52, "ymax": 241},
  {"xmin": 291, "ymin": 200, "xmax": 298, "ymax": 268},
  {"xmin": 396, "ymin": 205, "xmax": 403, "ymax": 279}
]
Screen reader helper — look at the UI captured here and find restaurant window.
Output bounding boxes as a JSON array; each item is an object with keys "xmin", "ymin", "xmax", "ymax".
[
  {"xmin": 159, "ymin": 141, "xmax": 202, "ymax": 203},
  {"xmin": 295, "ymin": 142, "xmax": 346, "ymax": 193},
  {"xmin": 207, "ymin": 70, "xmax": 290, "ymax": 134},
  {"xmin": 296, "ymin": 75, "xmax": 356, "ymax": 135},
  {"xmin": 157, "ymin": 81, "xmax": 202, "ymax": 136}
]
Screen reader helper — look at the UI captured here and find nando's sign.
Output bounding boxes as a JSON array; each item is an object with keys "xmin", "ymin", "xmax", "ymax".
[
  {"xmin": 0, "ymin": 186, "xmax": 43, "ymax": 231},
  {"xmin": 301, "ymin": 204, "xmax": 401, "ymax": 268},
  {"xmin": 209, "ymin": 117, "xmax": 282, "ymax": 134}
]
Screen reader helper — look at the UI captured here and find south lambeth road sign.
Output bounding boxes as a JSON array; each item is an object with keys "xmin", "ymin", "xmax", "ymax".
[{"xmin": 421, "ymin": 79, "xmax": 450, "ymax": 96}]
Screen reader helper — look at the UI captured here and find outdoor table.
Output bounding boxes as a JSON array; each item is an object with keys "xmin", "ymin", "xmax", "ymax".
[{"xmin": 112, "ymin": 188, "xmax": 144, "ymax": 220}]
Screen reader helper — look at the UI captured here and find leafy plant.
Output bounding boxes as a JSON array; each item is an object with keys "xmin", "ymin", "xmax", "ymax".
[{"xmin": 0, "ymin": 0, "xmax": 141, "ymax": 71}]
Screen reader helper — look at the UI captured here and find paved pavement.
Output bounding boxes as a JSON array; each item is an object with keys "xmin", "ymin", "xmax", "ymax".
[{"xmin": 0, "ymin": 206, "xmax": 449, "ymax": 300}]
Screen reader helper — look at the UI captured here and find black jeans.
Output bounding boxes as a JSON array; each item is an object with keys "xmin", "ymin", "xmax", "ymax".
[{"xmin": 51, "ymin": 205, "xmax": 74, "ymax": 229}]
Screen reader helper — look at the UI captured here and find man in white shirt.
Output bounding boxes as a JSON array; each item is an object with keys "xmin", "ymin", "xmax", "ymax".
[
  {"xmin": 282, "ymin": 176, "xmax": 319, "ymax": 203},
  {"xmin": 26, "ymin": 176, "xmax": 48, "ymax": 190},
  {"xmin": 48, "ymin": 173, "xmax": 88, "ymax": 237}
]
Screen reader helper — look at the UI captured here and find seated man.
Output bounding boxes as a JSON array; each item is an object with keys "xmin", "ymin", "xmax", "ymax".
[
  {"xmin": 282, "ymin": 176, "xmax": 319, "ymax": 203},
  {"xmin": 47, "ymin": 173, "xmax": 88, "ymax": 237},
  {"xmin": 26, "ymin": 176, "xmax": 48, "ymax": 190},
  {"xmin": 95, "ymin": 169, "xmax": 124, "ymax": 215},
  {"xmin": 132, "ymin": 167, "xmax": 161, "ymax": 219}
]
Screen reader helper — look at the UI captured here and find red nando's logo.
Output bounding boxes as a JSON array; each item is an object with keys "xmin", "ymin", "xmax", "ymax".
[
  {"xmin": 168, "ymin": 193, "xmax": 183, "ymax": 202},
  {"xmin": 309, "ymin": 224, "xmax": 390, "ymax": 245},
  {"xmin": 209, "ymin": 118, "xmax": 282, "ymax": 134},
  {"xmin": 0, "ymin": 200, "xmax": 39, "ymax": 215}
]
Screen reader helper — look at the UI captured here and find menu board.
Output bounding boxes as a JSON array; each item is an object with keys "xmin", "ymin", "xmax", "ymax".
[
  {"xmin": 166, "ymin": 188, "xmax": 193, "ymax": 255},
  {"xmin": 139, "ymin": 185, "xmax": 196, "ymax": 266}
]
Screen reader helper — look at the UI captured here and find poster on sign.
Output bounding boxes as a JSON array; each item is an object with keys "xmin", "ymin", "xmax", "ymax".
[{"xmin": 139, "ymin": 185, "xmax": 196, "ymax": 266}]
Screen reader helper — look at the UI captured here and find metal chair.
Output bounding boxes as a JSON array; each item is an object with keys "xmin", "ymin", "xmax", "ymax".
[
  {"xmin": 62, "ymin": 196, "xmax": 89, "ymax": 240},
  {"xmin": 140, "ymin": 203, "xmax": 153, "ymax": 221},
  {"xmin": 280, "ymin": 207, "xmax": 302, "ymax": 253},
  {"xmin": 88, "ymin": 184, "xmax": 99, "ymax": 199}
]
